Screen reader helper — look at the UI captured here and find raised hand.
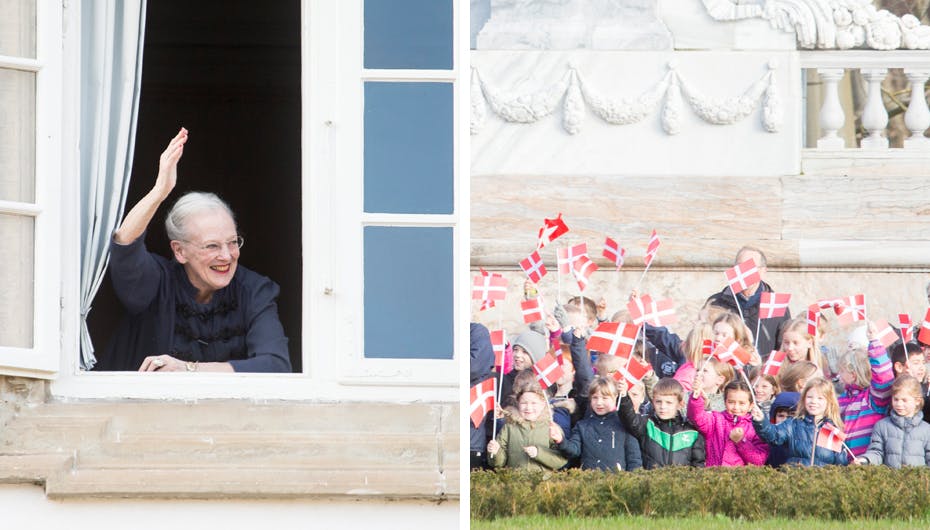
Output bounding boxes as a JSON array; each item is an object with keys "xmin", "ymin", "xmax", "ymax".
[
  {"xmin": 154, "ymin": 127, "xmax": 188, "ymax": 200},
  {"xmin": 750, "ymin": 404, "xmax": 765, "ymax": 422}
]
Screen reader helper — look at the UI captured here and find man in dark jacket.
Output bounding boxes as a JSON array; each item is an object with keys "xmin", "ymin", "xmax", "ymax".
[{"xmin": 705, "ymin": 246, "xmax": 790, "ymax": 360}]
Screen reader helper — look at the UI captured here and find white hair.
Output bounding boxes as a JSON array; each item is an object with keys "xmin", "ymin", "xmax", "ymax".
[{"xmin": 164, "ymin": 192, "xmax": 235, "ymax": 241}]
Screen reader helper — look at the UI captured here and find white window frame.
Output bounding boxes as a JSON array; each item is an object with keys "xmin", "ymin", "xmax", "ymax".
[
  {"xmin": 43, "ymin": 0, "xmax": 468, "ymax": 402},
  {"xmin": 0, "ymin": 0, "xmax": 62, "ymax": 378}
]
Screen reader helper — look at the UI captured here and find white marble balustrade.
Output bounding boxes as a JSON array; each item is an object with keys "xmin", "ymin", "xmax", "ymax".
[{"xmin": 802, "ymin": 51, "xmax": 930, "ymax": 151}]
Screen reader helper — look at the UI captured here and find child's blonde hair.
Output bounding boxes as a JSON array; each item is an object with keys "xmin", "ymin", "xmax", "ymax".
[
  {"xmin": 653, "ymin": 377, "xmax": 685, "ymax": 402},
  {"xmin": 588, "ymin": 376, "xmax": 619, "ymax": 399},
  {"xmin": 781, "ymin": 317, "xmax": 825, "ymax": 370},
  {"xmin": 567, "ymin": 295, "xmax": 597, "ymax": 323},
  {"xmin": 837, "ymin": 347, "xmax": 870, "ymax": 388},
  {"xmin": 777, "ymin": 361, "xmax": 818, "ymax": 393},
  {"xmin": 713, "ymin": 312, "xmax": 755, "ymax": 354},
  {"xmin": 890, "ymin": 375, "xmax": 924, "ymax": 410},
  {"xmin": 704, "ymin": 357, "xmax": 735, "ymax": 393},
  {"xmin": 796, "ymin": 377, "xmax": 843, "ymax": 429},
  {"xmin": 683, "ymin": 323, "xmax": 714, "ymax": 365}
]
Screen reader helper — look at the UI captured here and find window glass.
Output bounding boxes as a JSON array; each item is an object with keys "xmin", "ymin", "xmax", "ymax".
[
  {"xmin": 363, "ymin": 226, "xmax": 453, "ymax": 359},
  {"xmin": 0, "ymin": 0, "xmax": 36, "ymax": 58},
  {"xmin": 364, "ymin": 82, "xmax": 453, "ymax": 214},
  {"xmin": 363, "ymin": 0, "xmax": 452, "ymax": 70},
  {"xmin": 0, "ymin": 68, "xmax": 36, "ymax": 203},
  {"xmin": 0, "ymin": 213, "xmax": 34, "ymax": 348}
]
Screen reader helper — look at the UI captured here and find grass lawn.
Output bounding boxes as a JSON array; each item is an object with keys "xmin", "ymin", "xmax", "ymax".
[{"xmin": 471, "ymin": 515, "xmax": 930, "ymax": 529}]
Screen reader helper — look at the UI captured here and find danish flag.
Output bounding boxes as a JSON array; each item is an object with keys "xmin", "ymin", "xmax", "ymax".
[
  {"xmin": 627, "ymin": 294, "xmax": 677, "ymax": 327},
  {"xmin": 816, "ymin": 422, "xmax": 846, "ymax": 453},
  {"xmin": 587, "ymin": 322, "xmax": 639, "ymax": 359},
  {"xmin": 612, "ymin": 356, "xmax": 651, "ymax": 387},
  {"xmin": 702, "ymin": 339, "xmax": 714, "ymax": 357},
  {"xmin": 479, "ymin": 299, "xmax": 495, "ymax": 312},
  {"xmin": 533, "ymin": 353, "xmax": 564, "ymax": 389},
  {"xmin": 761, "ymin": 350, "xmax": 787, "ymax": 377},
  {"xmin": 712, "ymin": 337, "xmax": 751, "ymax": 369},
  {"xmin": 572, "ymin": 255, "xmax": 598, "ymax": 291},
  {"xmin": 519, "ymin": 251, "xmax": 548, "ymax": 284},
  {"xmin": 490, "ymin": 329, "xmax": 505, "ymax": 368},
  {"xmin": 898, "ymin": 314, "xmax": 914, "ymax": 342},
  {"xmin": 806, "ymin": 304, "xmax": 820, "ymax": 336},
  {"xmin": 537, "ymin": 213, "xmax": 569, "ymax": 250},
  {"xmin": 470, "ymin": 377, "xmax": 496, "ymax": 428},
  {"xmin": 472, "ymin": 271, "xmax": 508, "ymax": 302},
  {"xmin": 759, "ymin": 292, "xmax": 791, "ymax": 319},
  {"xmin": 521, "ymin": 298, "xmax": 544, "ymax": 323},
  {"xmin": 603, "ymin": 237, "xmax": 626, "ymax": 269},
  {"xmin": 557, "ymin": 243, "xmax": 588, "ymax": 274},
  {"xmin": 918, "ymin": 308, "xmax": 930, "ymax": 345},
  {"xmin": 725, "ymin": 258, "xmax": 762, "ymax": 293},
  {"xmin": 833, "ymin": 294, "xmax": 866, "ymax": 326},
  {"xmin": 873, "ymin": 320, "xmax": 899, "ymax": 348},
  {"xmin": 643, "ymin": 230, "xmax": 660, "ymax": 267}
]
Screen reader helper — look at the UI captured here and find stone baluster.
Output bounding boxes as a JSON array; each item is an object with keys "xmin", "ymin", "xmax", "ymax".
[
  {"xmin": 903, "ymin": 69, "xmax": 930, "ymax": 150},
  {"xmin": 860, "ymin": 68, "xmax": 889, "ymax": 150},
  {"xmin": 817, "ymin": 68, "xmax": 846, "ymax": 149}
]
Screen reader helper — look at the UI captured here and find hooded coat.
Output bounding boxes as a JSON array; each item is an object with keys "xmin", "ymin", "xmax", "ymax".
[
  {"xmin": 766, "ymin": 392, "xmax": 800, "ymax": 466},
  {"xmin": 687, "ymin": 394, "xmax": 769, "ymax": 466},
  {"xmin": 861, "ymin": 410, "xmax": 930, "ymax": 467},
  {"xmin": 489, "ymin": 412, "xmax": 567, "ymax": 471},
  {"xmin": 753, "ymin": 414, "xmax": 848, "ymax": 466},
  {"xmin": 558, "ymin": 408, "xmax": 642, "ymax": 472}
]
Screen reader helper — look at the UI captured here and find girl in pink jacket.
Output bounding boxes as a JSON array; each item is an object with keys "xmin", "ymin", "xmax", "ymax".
[{"xmin": 687, "ymin": 378, "xmax": 769, "ymax": 467}]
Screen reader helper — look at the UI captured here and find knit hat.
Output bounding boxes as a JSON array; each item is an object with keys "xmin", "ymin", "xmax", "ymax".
[{"xmin": 512, "ymin": 330, "xmax": 548, "ymax": 364}]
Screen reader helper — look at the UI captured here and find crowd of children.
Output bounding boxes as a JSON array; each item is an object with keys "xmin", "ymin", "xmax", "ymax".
[{"xmin": 471, "ymin": 259, "xmax": 930, "ymax": 473}]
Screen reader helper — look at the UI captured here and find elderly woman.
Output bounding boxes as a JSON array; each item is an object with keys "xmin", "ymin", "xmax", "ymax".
[{"xmin": 99, "ymin": 127, "xmax": 291, "ymax": 372}]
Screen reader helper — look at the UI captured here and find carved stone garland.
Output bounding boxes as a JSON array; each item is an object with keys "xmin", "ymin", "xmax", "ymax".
[
  {"xmin": 701, "ymin": 0, "xmax": 930, "ymax": 50},
  {"xmin": 471, "ymin": 62, "xmax": 782, "ymax": 136}
]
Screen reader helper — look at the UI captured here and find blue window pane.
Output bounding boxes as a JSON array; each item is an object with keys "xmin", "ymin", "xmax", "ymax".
[
  {"xmin": 364, "ymin": 226, "xmax": 453, "ymax": 359},
  {"xmin": 364, "ymin": 82, "xmax": 453, "ymax": 214},
  {"xmin": 364, "ymin": 0, "xmax": 452, "ymax": 70}
]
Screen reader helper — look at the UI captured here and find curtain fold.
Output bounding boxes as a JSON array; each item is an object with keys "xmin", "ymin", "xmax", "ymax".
[{"xmin": 79, "ymin": 0, "xmax": 147, "ymax": 370}]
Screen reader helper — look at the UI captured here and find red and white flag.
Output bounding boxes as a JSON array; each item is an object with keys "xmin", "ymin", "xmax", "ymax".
[
  {"xmin": 521, "ymin": 298, "xmax": 544, "ymax": 323},
  {"xmin": 702, "ymin": 339, "xmax": 714, "ymax": 358},
  {"xmin": 537, "ymin": 213, "xmax": 570, "ymax": 250},
  {"xmin": 806, "ymin": 304, "xmax": 820, "ymax": 336},
  {"xmin": 572, "ymin": 255, "xmax": 598, "ymax": 291},
  {"xmin": 479, "ymin": 299, "xmax": 495, "ymax": 312},
  {"xmin": 898, "ymin": 313, "xmax": 914, "ymax": 342},
  {"xmin": 627, "ymin": 294, "xmax": 677, "ymax": 327},
  {"xmin": 519, "ymin": 251, "xmax": 548, "ymax": 284},
  {"xmin": 761, "ymin": 350, "xmax": 787, "ymax": 377},
  {"xmin": 603, "ymin": 237, "xmax": 626, "ymax": 269},
  {"xmin": 470, "ymin": 377, "xmax": 496, "ymax": 428},
  {"xmin": 712, "ymin": 337, "xmax": 751, "ymax": 369},
  {"xmin": 759, "ymin": 292, "xmax": 791, "ymax": 319},
  {"xmin": 557, "ymin": 243, "xmax": 587, "ymax": 274},
  {"xmin": 533, "ymin": 353, "xmax": 564, "ymax": 389},
  {"xmin": 919, "ymin": 308, "xmax": 930, "ymax": 345},
  {"xmin": 490, "ymin": 329, "xmax": 505, "ymax": 368},
  {"xmin": 613, "ymin": 356, "xmax": 651, "ymax": 388},
  {"xmin": 643, "ymin": 230, "xmax": 660, "ymax": 267},
  {"xmin": 873, "ymin": 320, "xmax": 899, "ymax": 348},
  {"xmin": 816, "ymin": 422, "xmax": 846, "ymax": 453},
  {"xmin": 472, "ymin": 272, "xmax": 508, "ymax": 302},
  {"xmin": 587, "ymin": 322, "xmax": 639, "ymax": 359},
  {"xmin": 834, "ymin": 294, "xmax": 867, "ymax": 326},
  {"xmin": 725, "ymin": 258, "xmax": 762, "ymax": 294}
]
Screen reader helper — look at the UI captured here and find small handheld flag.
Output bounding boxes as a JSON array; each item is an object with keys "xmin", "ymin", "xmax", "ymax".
[
  {"xmin": 603, "ymin": 237, "xmax": 626, "ymax": 269},
  {"xmin": 557, "ymin": 243, "xmax": 588, "ymax": 275},
  {"xmin": 519, "ymin": 251, "xmax": 548, "ymax": 284},
  {"xmin": 587, "ymin": 322, "xmax": 639, "ymax": 359},
  {"xmin": 816, "ymin": 422, "xmax": 846, "ymax": 453},
  {"xmin": 759, "ymin": 292, "xmax": 791, "ymax": 319},
  {"xmin": 711, "ymin": 338, "xmax": 752, "ymax": 369},
  {"xmin": 470, "ymin": 378, "xmax": 496, "ymax": 428},
  {"xmin": 521, "ymin": 298, "xmax": 544, "ymax": 323},
  {"xmin": 725, "ymin": 258, "xmax": 762, "ymax": 294},
  {"xmin": 643, "ymin": 230, "xmax": 660, "ymax": 267},
  {"xmin": 537, "ymin": 213, "xmax": 569, "ymax": 250},
  {"xmin": 533, "ymin": 353, "xmax": 564, "ymax": 389},
  {"xmin": 761, "ymin": 350, "xmax": 787, "ymax": 377}
]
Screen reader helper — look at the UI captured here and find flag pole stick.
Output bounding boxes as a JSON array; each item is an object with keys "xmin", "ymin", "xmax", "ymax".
[
  {"xmin": 901, "ymin": 328, "xmax": 910, "ymax": 363},
  {"xmin": 633, "ymin": 262, "xmax": 652, "ymax": 294},
  {"xmin": 753, "ymin": 317, "xmax": 762, "ymax": 355},
  {"xmin": 729, "ymin": 285, "xmax": 746, "ymax": 323},
  {"xmin": 842, "ymin": 442, "xmax": 857, "ymax": 462},
  {"xmin": 492, "ymin": 329, "xmax": 506, "ymax": 440}
]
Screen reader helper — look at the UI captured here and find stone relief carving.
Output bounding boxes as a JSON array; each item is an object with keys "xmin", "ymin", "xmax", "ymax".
[
  {"xmin": 471, "ymin": 61, "xmax": 782, "ymax": 135},
  {"xmin": 701, "ymin": 0, "xmax": 930, "ymax": 50}
]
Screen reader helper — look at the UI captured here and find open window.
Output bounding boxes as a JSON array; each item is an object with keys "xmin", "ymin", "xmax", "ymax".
[{"xmin": 8, "ymin": 0, "xmax": 466, "ymax": 402}]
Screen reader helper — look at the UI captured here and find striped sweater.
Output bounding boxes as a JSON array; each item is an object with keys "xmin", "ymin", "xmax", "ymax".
[{"xmin": 838, "ymin": 339, "xmax": 893, "ymax": 457}]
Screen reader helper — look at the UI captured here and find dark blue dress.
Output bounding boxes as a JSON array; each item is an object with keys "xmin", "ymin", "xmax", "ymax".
[{"xmin": 97, "ymin": 236, "xmax": 291, "ymax": 372}]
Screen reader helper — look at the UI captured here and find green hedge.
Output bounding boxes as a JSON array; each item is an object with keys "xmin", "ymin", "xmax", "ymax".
[{"xmin": 471, "ymin": 467, "xmax": 930, "ymax": 521}]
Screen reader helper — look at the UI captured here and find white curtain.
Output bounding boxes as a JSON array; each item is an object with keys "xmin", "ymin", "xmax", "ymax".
[{"xmin": 79, "ymin": 1, "xmax": 147, "ymax": 370}]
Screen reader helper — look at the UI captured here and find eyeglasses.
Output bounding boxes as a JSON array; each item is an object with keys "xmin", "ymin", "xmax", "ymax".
[{"xmin": 182, "ymin": 235, "xmax": 244, "ymax": 255}]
